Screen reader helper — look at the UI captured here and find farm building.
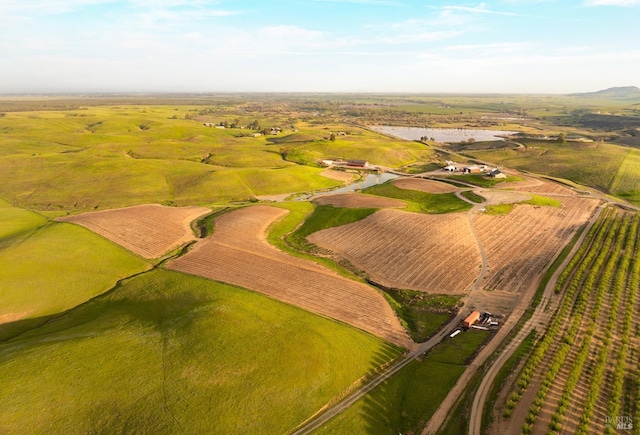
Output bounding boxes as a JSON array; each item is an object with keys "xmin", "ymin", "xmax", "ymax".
[
  {"xmin": 346, "ymin": 159, "xmax": 370, "ymax": 168},
  {"xmin": 443, "ymin": 165, "xmax": 457, "ymax": 171},
  {"xmin": 462, "ymin": 165, "xmax": 487, "ymax": 174},
  {"xmin": 463, "ymin": 311, "xmax": 481, "ymax": 328},
  {"xmin": 489, "ymin": 169, "xmax": 507, "ymax": 179}
]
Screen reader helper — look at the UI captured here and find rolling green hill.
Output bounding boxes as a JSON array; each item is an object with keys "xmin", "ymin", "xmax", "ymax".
[{"xmin": 0, "ymin": 269, "xmax": 401, "ymax": 434}]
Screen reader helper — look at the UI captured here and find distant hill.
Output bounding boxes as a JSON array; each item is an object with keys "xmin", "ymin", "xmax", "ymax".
[{"xmin": 569, "ymin": 86, "xmax": 640, "ymax": 100}]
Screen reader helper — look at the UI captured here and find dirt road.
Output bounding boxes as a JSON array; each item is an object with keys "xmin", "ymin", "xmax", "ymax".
[{"xmin": 466, "ymin": 204, "xmax": 604, "ymax": 435}]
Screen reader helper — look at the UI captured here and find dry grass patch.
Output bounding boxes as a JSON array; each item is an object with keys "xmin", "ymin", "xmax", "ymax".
[
  {"xmin": 308, "ymin": 209, "xmax": 481, "ymax": 294},
  {"xmin": 319, "ymin": 169, "xmax": 358, "ymax": 182},
  {"xmin": 313, "ymin": 193, "xmax": 405, "ymax": 209},
  {"xmin": 59, "ymin": 204, "xmax": 210, "ymax": 259},
  {"xmin": 392, "ymin": 178, "xmax": 460, "ymax": 193},
  {"xmin": 166, "ymin": 205, "xmax": 412, "ymax": 348}
]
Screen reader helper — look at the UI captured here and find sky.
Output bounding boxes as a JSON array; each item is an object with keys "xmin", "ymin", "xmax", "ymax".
[{"xmin": 1, "ymin": 0, "xmax": 639, "ymax": 94}]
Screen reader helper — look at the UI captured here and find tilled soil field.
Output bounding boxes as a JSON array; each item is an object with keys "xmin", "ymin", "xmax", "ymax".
[
  {"xmin": 472, "ymin": 196, "xmax": 599, "ymax": 294},
  {"xmin": 313, "ymin": 193, "xmax": 406, "ymax": 209},
  {"xmin": 59, "ymin": 204, "xmax": 211, "ymax": 259},
  {"xmin": 508, "ymin": 173, "xmax": 577, "ymax": 196},
  {"xmin": 166, "ymin": 205, "xmax": 412, "ymax": 348},
  {"xmin": 392, "ymin": 178, "xmax": 460, "ymax": 193},
  {"xmin": 308, "ymin": 209, "xmax": 481, "ymax": 294}
]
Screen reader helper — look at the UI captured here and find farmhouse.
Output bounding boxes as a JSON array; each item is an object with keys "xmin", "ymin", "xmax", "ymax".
[
  {"xmin": 443, "ymin": 165, "xmax": 457, "ymax": 172},
  {"xmin": 489, "ymin": 168, "xmax": 507, "ymax": 179},
  {"xmin": 463, "ymin": 166, "xmax": 482, "ymax": 174}
]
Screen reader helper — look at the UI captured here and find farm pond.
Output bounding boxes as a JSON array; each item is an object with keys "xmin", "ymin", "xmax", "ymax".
[
  {"xmin": 305, "ymin": 173, "xmax": 399, "ymax": 200},
  {"xmin": 371, "ymin": 126, "xmax": 518, "ymax": 143}
]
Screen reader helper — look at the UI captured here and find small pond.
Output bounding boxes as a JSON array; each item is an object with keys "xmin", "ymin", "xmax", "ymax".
[
  {"xmin": 371, "ymin": 126, "xmax": 518, "ymax": 143},
  {"xmin": 304, "ymin": 172, "xmax": 399, "ymax": 200}
]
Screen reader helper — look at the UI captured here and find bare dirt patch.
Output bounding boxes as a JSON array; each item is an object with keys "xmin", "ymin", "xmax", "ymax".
[
  {"xmin": 476, "ymin": 189, "xmax": 532, "ymax": 205},
  {"xmin": 319, "ymin": 169, "xmax": 358, "ymax": 182},
  {"xmin": 166, "ymin": 205, "xmax": 412, "ymax": 348},
  {"xmin": 392, "ymin": 178, "xmax": 460, "ymax": 193},
  {"xmin": 308, "ymin": 209, "xmax": 481, "ymax": 294},
  {"xmin": 507, "ymin": 172, "xmax": 577, "ymax": 196},
  {"xmin": 59, "ymin": 204, "xmax": 211, "ymax": 259},
  {"xmin": 313, "ymin": 193, "xmax": 405, "ymax": 209}
]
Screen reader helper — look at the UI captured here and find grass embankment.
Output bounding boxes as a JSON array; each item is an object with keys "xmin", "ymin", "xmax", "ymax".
[
  {"xmin": 460, "ymin": 190, "xmax": 485, "ymax": 203},
  {"xmin": 316, "ymin": 330, "xmax": 490, "ymax": 434},
  {"xmin": 0, "ymin": 269, "xmax": 402, "ymax": 434},
  {"xmin": 364, "ymin": 183, "xmax": 471, "ymax": 214},
  {"xmin": 286, "ymin": 204, "xmax": 377, "ymax": 252},
  {"xmin": 266, "ymin": 202, "xmax": 369, "ymax": 280},
  {"xmin": 485, "ymin": 194, "xmax": 560, "ymax": 215},
  {"xmin": 0, "ymin": 205, "xmax": 149, "ymax": 338},
  {"xmin": 383, "ymin": 289, "xmax": 463, "ymax": 342},
  {"xmin": 445, "ymin": 174, "xmax": 521, "ymax": 188}
]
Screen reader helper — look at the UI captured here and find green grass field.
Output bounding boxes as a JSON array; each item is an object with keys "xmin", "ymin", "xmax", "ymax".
[
  {"xmin": 0, "ymin": 107, "xmax": 443, "ymax": 212},
  {"xmin": 0, "ymin": 205, "xmax": 149, "ymax": 331},
  {"xmin": 611, "ymin": 148, "xmax": 640, "ymax": 204},
  {"xmin": 364, "ymin": 183, "xmax": 471, "ymax": 214},
  {"xmin": 445, "ymin": 173, "xmax": 520, "ymax": 188},
  {"xmin": 384, "ymin": 289, "xmax": 463, "ymax": 342},
  {"xmin": 465, "ymin": 140, "xmax": 638, "ymax": 202},
  {"xmin": 287, "ymin": 204, "xmax": 378, "ymax": 252},
  {"xmin": 0, "ymin": 269, "xmax": 401, "ymax": 434},
  {"xmin": 316, "ymin": 330, "xmax": 489, "ymax": 434}
]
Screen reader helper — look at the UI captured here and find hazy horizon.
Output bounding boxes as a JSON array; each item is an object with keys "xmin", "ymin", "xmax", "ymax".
[{"xmin": 2, "ymin": 0, "xmax": 640, "ymax": 94}]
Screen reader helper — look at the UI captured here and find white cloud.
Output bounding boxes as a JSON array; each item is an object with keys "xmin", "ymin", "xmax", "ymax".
[
  {"xmin": 441, "ymin": 3, "xmax": 518, "ymax": 16},
  {"xmin": 312, "ymin": 0, "xmax": 404, "ymax": 5},
  {"xmin": 585, "ymin": 0, "xmax": 640, "ymax": 5}
]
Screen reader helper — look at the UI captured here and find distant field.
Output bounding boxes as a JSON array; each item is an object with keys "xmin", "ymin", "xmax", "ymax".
[
  {"xmin": 611, "ymin": 148, "xmax": 640, "ymax": 203},
  {"xmin": 466, "ymin": 140, "xmax": 636, "ymax": 202},
  {"xmin": 0, "ymin": 107, "xmax": 440, "ymax": 211},
  {"xmin": 0, "ymin": 206, "xmax": 149, "ymax": 327},
  {"xmin": 0, "ymin": 269, "xmax": 402, "ymax": 434}
]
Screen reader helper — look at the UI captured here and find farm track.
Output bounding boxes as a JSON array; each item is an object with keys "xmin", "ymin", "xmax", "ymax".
[
  {"xmin": 166, "ymin": 205, "xmax": 412, "ymax": 348},
  {"xmin": 58, "ymin": 204, "xmax": 211, "ymax": 259}
]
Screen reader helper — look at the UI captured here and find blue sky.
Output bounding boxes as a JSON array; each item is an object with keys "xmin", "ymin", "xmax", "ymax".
[{"xmin": 1, "ymin": 0, "xmax": 639, "ymax": 94}]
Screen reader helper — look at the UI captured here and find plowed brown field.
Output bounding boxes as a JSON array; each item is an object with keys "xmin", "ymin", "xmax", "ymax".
[
  {"xmin": 308, "ymin": 209, "xmax": 481, "ymax": 294},
  {"xmin": 508, "ymin": 172, "xmax": 577, "ymax": 195},
  {"xmin": 59, "ymin": 204, "xmax": 211, "ymax": 259},
  {"xmin": 166, "ymin": 205, "xmax": 412, "ymax": 348},
  {"xmin": 392, "ymin": 178, "xmax": 460, "ymax": 193},
  {"xmin": 313, "ymin": 193, "xmax": 406, "ymax": 209},
  {"xmin": 472, "ymin": 196, "xmax": 599, "ymax": 294}
]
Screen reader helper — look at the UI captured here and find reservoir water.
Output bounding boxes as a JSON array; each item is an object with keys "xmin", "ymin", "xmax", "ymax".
[
  {"xmin": 371, "ymin": 125, "xmax": 518, "ymax": 143},
  {"xmin": 310, "ymin": 172, "xmax": 399, "ymax": 199}
]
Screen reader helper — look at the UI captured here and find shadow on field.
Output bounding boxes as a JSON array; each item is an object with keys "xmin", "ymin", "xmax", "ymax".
[{"xmin": 0, "ymin": 270, "xmax": 214, "ymax": 343}]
